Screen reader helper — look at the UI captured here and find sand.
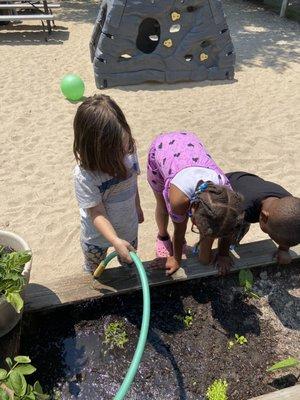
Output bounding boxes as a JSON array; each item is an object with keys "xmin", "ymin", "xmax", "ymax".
[{"xmin": 0, "ymin": 0, "xmax": 299, "ymax": 286}]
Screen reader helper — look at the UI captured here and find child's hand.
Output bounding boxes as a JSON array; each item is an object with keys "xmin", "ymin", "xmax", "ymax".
[
  {"xmin": 165, "ymin": 256, "xmax": 181, "ymax": 275},
  {"xmin": 215, "ymin": 254, "xmax": 233, "ymax": 276},
  {"xmin": 112, "ymin": 238, "xmax": 135, "ymax": 264},
  {"xmin": 137, "ymin": 206, "xmax": 144, "ymax": 224},
  {"xmin": 275, "ymin": 248, "xmax": 292, "ymax": 265}
]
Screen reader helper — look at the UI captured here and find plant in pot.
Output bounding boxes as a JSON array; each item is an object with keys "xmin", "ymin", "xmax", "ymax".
[
  {"xmin": 0, "ymin": 248, "xmax": 31, "ymax": 313},
  {"xmin": 0, "ymin": 231, "xmax": 32, "ymax": 338},
  {"xmin": 0, "ymin": 355, "xmax": 49, "ymax": 399}
]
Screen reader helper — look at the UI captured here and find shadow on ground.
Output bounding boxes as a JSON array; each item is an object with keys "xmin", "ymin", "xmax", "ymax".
[
  {"xmin": 57, "ymin": 0, "xmax": 300, "ymax": 73},
  {"xmin": 1, "ymin": 0, "xmax": 298, "ymax": 68},
  {"xmin": 226, "ymin": 0, "xmax": 300, "ymax": 72},
  {"xmin": 0, "ymin": 23, "xmax": 69, "ymax": 45}
]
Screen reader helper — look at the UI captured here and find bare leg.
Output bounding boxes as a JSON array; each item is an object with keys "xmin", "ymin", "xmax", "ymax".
[{"xmin": 153, "ymin": 191, "xmax": 169, "ymax": 237}]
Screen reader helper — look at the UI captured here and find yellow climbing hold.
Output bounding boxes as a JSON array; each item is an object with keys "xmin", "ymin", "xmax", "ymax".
[
  {"xmin": 164, "ymin": 39, "xmax": 173, "ymax": 48},
  {"xmin": 200, "ymin": 53, "xmax": 208, "ymax": 61},
  {"xmin": 171, "ymin": 11, "xmax": 181, "ymax": 21}
]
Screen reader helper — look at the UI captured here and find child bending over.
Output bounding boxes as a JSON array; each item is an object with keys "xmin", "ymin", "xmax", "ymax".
[
  {"xmin": 225, "ymin": 171, "xmax": 300, "ymax": 265},
  {"xmin": 147, "ymin": 131, "xmax": 244, "ymax": 275},
  {"xmin": 73, "ymin": 95, "xmax": 144, "ymax": 274}
]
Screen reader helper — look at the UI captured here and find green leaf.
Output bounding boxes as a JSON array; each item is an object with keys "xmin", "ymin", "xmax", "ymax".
[
  {"xmin": 14, "ymin": 356, "xmax": 31, "ymax": 364},
  {"xmin": 206, "ymin": 379, "xmax": 228, "ymax": 400},
  {"xmin": 33, "ymin": 382, "xmax": 43, "ymax": 394},
  {"xmin": 0, "ymin": 250, "xmax": 30, "ymax": 305},
  {"xmin": 267, "ymin": 357, "xmax": 300, "ymax": 372},
  {"xmin": 14, "ymin": 364, "xmax": 36, "ymax": 375},
  {"xmin": 33, "ymin": 381, "xmax": 50, "ymax": 399},
  {"xmin": 0, "ymin": 387, "xmax": 10, "ymax": 400},
  {"xmin": 239, "ymin": 269, "xmax": 254, "ymax": 288},
  {"xmin": 36, "ymin": 394, "xmax": 50, "ymax": 400},
  {"xmin": 8, "ymin": 370, "xmax": 27, "ymax": 397},
  {"xmin": 24, "ymin": 394, "xmax": 36, "ymax": 400},
  {"xmin": 0, "ymin": 368, "xmax": 8, "ymax": 380},
  {"xmin": 5, "ymin": 358, "xmax": 12, "ymax": 368},
  {"xmin": 27, "ymin": 384, "xmax": 34, "ymax": 394},
  {"xmin": 6, "ymin": 292, "xmax": 24, "ymax": 313}
]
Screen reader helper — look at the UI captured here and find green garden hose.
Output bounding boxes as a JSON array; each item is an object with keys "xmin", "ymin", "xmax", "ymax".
[{"xmin": 93, "ymin": 251, "xmax": 151, "ymax": 400}]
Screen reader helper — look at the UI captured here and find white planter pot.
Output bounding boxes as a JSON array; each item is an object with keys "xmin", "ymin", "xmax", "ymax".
[{"xmin": 0, "ymin": 230, "xmax": 32, "ymax": 338}]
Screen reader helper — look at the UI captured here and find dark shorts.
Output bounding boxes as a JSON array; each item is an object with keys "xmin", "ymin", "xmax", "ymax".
[{"xmin": 81, "ymin": 238, "xmax": 138, "ymax": 273}]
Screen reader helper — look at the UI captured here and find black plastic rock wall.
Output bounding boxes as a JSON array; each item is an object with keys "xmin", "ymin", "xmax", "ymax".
[{"xmin": 90, "ymin": 0, "xmax": 235, "ymax": 88}]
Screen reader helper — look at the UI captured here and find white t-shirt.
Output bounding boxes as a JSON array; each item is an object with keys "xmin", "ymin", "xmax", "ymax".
[
  {"xmin": 74, "ymin": 153, "xmax": 140, "ymax": 247},
  {"xmin": 171, "ymin": 167, "xmax": 223, "ymax": 198}
]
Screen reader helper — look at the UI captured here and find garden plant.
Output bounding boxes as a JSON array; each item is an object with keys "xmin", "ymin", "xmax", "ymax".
[
  {"xmin": 0, "ymin": 247, "xmax": 31, "ymax": 313},
  {"xmin": 0, "ymin": 355, "xmax": 49, "ymax": 399}
]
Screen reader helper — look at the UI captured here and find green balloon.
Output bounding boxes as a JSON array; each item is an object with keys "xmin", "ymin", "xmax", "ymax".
[{"xmin": 60, "ymin": 74, "xmax": 85, "ymax": 101}]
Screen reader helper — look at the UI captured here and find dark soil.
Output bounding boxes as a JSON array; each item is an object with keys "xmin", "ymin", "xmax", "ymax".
[{"xmin": 21, "ymin": 263, "xmax": 300, "ymax": 400}]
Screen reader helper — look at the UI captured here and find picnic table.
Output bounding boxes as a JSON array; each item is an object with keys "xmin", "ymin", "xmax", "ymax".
[{"xmin": 0, "ymin": 0, "xmax": 61, "ymax": 40}]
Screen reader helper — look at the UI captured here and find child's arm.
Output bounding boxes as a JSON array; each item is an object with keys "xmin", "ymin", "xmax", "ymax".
[
  {"xmin": 89, "ymin": 203, "xmax": 134, "ymax": 263},
  {"xmin": 198, "ymin": 236, "xmax": 214, "ymax": 264},
  {"xmin": 166, "ymin": 219, "xmax": 188, "ymax": 275},
  {"xmin": 276, "ymin": 245, "xmax": 292, "ymax": 265},
  {"xmin": 135, "ymin": 188, "xmax": 144, "ymax": 224},
  {"xmin": 216, "ymin": 237, "xmax": 233, "ymax": 275}
]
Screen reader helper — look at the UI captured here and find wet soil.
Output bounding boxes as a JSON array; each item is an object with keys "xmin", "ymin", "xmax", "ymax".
[{"xmin": 21, "ymin": 264, "xmax": 300, "ymax": 400}]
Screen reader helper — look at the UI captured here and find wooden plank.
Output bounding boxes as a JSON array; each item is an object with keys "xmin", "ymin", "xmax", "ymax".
[
  {"xmin": 24, "ymin": 240, "xmax": 300, "ymax": 313},
  {"xmin": 249, "ymin": 385, "xmax": 300, "ymax": 400}
]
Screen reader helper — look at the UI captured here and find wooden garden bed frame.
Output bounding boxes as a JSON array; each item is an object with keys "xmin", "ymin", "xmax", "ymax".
[
  {"xmin": 24, "ymin": 239, "xmax": 300, "ymax": 313},
  {"xmin": 2, "ymin": 239, "xmax": 299, "ymax": 399}
]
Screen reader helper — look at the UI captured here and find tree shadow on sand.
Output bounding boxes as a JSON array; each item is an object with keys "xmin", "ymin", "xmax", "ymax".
[
  {"xmin": 225, "ymin": 0, "xmax": 300, "ymax": 72},
  {"xmin": 57, "ymin": 0, "xmax": 300, "ymax": 74}
]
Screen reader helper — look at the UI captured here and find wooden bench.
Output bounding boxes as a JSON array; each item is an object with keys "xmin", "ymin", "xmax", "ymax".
[
  {"xmin": 0, "ymin": 3, "xmax": 60, "ymax": 9},
  {"xmin": 0, "ymin": 1, "xmax": 60, "ymax": 41}
]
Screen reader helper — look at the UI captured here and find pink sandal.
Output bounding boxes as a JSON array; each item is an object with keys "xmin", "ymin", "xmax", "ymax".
[
  {"xmin": 156, "ymin": 236, "xmax": 173, "ymax": 258},
  {"xmin": 155, "ymin": 236, "xmax": 190, "ymax": 258}
]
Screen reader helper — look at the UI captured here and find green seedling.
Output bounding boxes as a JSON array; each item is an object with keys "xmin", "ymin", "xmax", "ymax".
[
  {"xmin": 267, "ymin": 357, "xmax": 300, "ymax": 373},
  {"xmin": 206, "ymin": 379, "xmax": 228, "ymax": 400},
  {"xmin": 0, "ymin": 248, "xmax": 31, "ymax": 313},
  {"xmin": 174, "ymin": 308, "xmax": 194, "ymax": 329},
  {"xmin": 235, "ymin": 334, "xmax": 247, "ymax": 345},
  {"xmin": 227, "ymin": 334, "xmax": 248, "ymax": 350},
  {"xmin": 227, "ymin": 340, "xmax": 235, "ymax": 350},
  {"xmin": 103, "ymin": 321, "xmax": 129, "ymax": 350},
  {"xmin": 239, "ymin": 269, "xmax": 260, "ymax": 300},
  {"xmin": 0, "ymin": 355, "xmax": 49, "ymax": 399}
]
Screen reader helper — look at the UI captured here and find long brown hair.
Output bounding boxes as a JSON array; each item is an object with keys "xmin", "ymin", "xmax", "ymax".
[
  {"xmin": 191, "ymin": 181, "xmax": 244, "ymax": 238},
  {"xmin": 73, "ymin": 94, "xmax": 135, "ymax": 179}
]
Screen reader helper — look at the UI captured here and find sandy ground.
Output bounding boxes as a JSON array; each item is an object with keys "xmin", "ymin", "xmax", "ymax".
[{"xmin": 0, "ymin": 0, "xmax": 299, "ymax": 285}]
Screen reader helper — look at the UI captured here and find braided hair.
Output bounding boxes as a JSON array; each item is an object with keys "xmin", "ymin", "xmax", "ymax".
[{"xmin": 190, "ymin": 181, "xmax": 244, "ymax": 238}]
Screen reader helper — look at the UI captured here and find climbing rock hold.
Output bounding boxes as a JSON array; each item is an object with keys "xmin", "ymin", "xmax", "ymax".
[
  {"xmin": 200, "ymin": 53, "xmax": 208, "ymax": 61},
  {"xmin": 163, "ymin": 39, "xmax": 173, "ymax": 48},
  {"xmin": 171, "ymin": 11, "xmax": 181, "ymax": 21}
]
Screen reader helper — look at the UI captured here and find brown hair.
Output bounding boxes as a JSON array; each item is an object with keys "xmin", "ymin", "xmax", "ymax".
[
  {"xmin": 73, "ymin": 94, "xmax": 135, "ymax": 179},
  {"xmin": 192, "ymin": 181, "xmax": 244, "ymax": 238}
]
